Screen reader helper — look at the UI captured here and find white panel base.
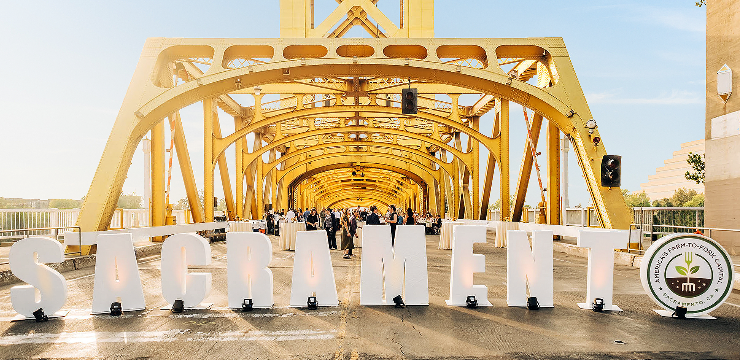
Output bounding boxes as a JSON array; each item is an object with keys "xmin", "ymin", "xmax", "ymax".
[
  {"xmin": 91, "ymin": 307, "xmax": 145, "ymax": 315},
  {"xmin": 11, "ymin": 310, "xmax": 69, "ymax": 322},
  {"xmin": 654, "ymin": 310, "xmax": 715, "ymax": 319},
  {"xmin": 160, "ymin": 303, "xmax": 214, "ymax": 310},
  {"xmin": 578, "ymin": 303, "xmax": 622, "ymax": 312}
]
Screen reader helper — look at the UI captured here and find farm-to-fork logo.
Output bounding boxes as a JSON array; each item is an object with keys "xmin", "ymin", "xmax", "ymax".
[{"xmin": 640, "ymin": 233, "xmax": 734, "ymax": 316}]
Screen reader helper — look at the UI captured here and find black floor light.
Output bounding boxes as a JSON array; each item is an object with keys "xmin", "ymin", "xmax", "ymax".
[
  {"xmin": 172, "ymin": 299, "xmax": 185, "ymax": 313},
  {"xmin": 32, "ymin": 308, "xmax": 48, "ymax": 322},
  {"xmin": 110, "ymin": 302, "xmax": 122, "ymax": 316},
  {"xmin": 393, "ymin": 295, "xmax": 405, "ymax": 308},
  {"xmin": 307, "ymin": 296, "xmax": 318, "ymax": 310},
  {"xmin": 592, "ymin": 298, "xmax": 605, "ymax": 312},
  {"xmin": 527, "ymin": 297, "xmax": 539, "ymax": 310},
  {"xmin": 466, "ymin": 296, "xmax": 478, "ymax": 308},
  {"xmin": 673, "ymin": 306, "xmax": 688, "ymax": 319},
  {"xmin": 242, "ymin": 299, "xmax": 253, "ymax": 312}
]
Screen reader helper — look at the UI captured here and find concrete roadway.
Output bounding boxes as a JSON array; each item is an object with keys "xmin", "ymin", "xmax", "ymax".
[{"xmin": 0, "ymin": 234, "xmax": 738, "ymax": 359}]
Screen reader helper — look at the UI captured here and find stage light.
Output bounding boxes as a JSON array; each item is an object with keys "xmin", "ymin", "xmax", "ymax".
[
  {"xmin": 110, "ymin": 302, "xmax": 122, "ymax": 316},
  {"xmin": 592, "ymin": 298, "xmax": 604, "ymax": 312},
  {"xmin": 242, "ymin": 298, "xmax": 253, "ymax": 312},
  {"xmin": 32, "ymin": 308, "xmax": 48, "ymax": 322},
  {"xmin": 527, "ymin": 297, "xmax": 540, "ymax": 310},
  {"xmin": 673, "ymin": 306, "xmax": 688, "ymax": 319},
  {"xmin": 307, "ymin": 296, "xmax": 318, "ymax": 310},
  {"xmin": 466, "ymin": 295, "xmax": 478, "ymax": 308},
  {"xmin": 393, "ymin": 295, "xmax": 405, "ymax": 308},
  {"xmin": 172, "ymin": 299, "xmax": 185, "ymax": 313}
]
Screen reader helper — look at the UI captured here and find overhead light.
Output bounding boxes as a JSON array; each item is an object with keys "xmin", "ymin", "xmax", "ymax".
[
  {"xmin": 393, "ymin": 295, "xmax": 405, "ymax": 308},
  {"xmin": 32, "ymin": 308, "xmax": 48, "ymax": 322},
  {"xmin": 254, "ymin": 86, "xmax": 262, "ymax": 96},
  {"xmin": 673, "ymin": 306, "xmax": 688, "ymax": 319},
  {"xmin": 592, "ymin": 298, "xmax": 604, "ymax": 312},
  {"xmin": 307, "ymin": 296, "xmax": 318, "ymax": 310},
  {"xmin": 110, "ymin": 302, "xmax": 123, "ymax": 316},
  {"xmin": 466, "ymin": 295, "xmax": 478, "ymax": 308},
  {"xmin": 585, "ymin": 119, "xmax": 597, "ymax": 134},
  {"xmin": 172, "ymin": 299, "xmax": 185, "ymax": 313},
  {"xmin": 235, "ymin": 78, "xmax": 242, "ymax": 89},
  {"xmin": 242, "ymin": 298, "xmax": 253, "ymax": 312},
  {"xmin": 527, "ymin": 297, "xmax": 540, "ymax": 310}
]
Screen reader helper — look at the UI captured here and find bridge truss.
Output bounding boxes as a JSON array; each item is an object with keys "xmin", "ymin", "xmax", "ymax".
[{"xmin": 75, "ymin": 0, "xmax": 630, "ymax": 253}]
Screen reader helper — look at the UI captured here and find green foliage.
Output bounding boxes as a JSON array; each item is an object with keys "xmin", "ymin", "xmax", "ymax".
[
  {"xmin": 696, "ymin": 0, "xmax": 706, "ymax": 7},
  {"xmin": 683, "ymin": 193, "xmax": 705, "ymax": 207},
  {"xmin": 49, "ymin": 199, "xmax": 82, "ymax": 209},
  {"xmin": 685, "ymin": 152, "xmax": 705, "ymax": 184},
  {"xmin": 117, "ymin": 194, "xmax": 142, "ymax": 209},
  {"xmin": 622, "ymin": 189, "xmax": 651, "ymax": 208},
  {"xmin": 652, "ymin": 188, "xmax": 704, "ymax": 207}
]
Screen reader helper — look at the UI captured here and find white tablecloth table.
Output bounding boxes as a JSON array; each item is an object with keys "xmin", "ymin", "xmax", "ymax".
[
  {"xmin": 229, "ymin": 221, "xmax": 253, "ymax": 233},
  {"xmin": 439, "ymin": 221, "xmax": 463, "ymax": 249},
  {"xmin": 279, "ymin": 222, "xmax": 306, "ymax": 250}
]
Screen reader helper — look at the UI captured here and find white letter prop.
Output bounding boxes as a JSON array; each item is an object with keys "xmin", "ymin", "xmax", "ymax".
[
  {"xmin": 161, "ymin": 233, "xmax": 212, "ymax": 308},
  {"xmin": 506, "ymin": 230, "xmax": 554, "ymax": 307},
  {"xmin": 227, "ymin": 232, "xmax": 273, "ymax": 309},
  {"xmin": 446, "ymin": 225, "xmax": 491, "ymax": 306},
  {"xmin": 290, "ymin": 230, "xmax": 338, "ymax": 307},
  {"xmin": 10, "ymin": 237, "xmax": 67, "ymax": 318},
  {"xmin": 360, "ymin": 225, "xmax": 429, "ymax": 305},
  {"xmin": 92, "ymin": 233, "xmax": 146, "ymax": 313},
  {"xmin": 577, "ymin": 229, "xmax": 628, "ymax": 311}
]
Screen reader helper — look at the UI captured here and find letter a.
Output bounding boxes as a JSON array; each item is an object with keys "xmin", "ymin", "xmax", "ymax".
[
  {"xmin": 10, "ymin": 237, "xmax": 67, "ymax": 318},
  {"xmin": 290, "ymin": 231, "xmax": 338, "ymax": 307},
  {"xmin": 507, "ymin": 230, "xmax": 554, "ymax": 307},
  {"xmin": 92, "ymin": 233, "xmax": 145, "ymax": 313},
  {"xmin": 227, "ymin": 232, "xmax": 273, "ymax": 308}
]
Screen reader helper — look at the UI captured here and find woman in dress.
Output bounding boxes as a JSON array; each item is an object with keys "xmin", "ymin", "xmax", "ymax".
[
  {"xmin": 405, "ymin": 208, "xmax": 416, "ymax": 225},
  {"xmin": 341, "ymin": 209, "xmax": 353, "ymax": 259}
]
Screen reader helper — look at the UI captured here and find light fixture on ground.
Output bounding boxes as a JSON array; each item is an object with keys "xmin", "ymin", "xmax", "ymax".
[
  {"xmin": 393, "ymin": 295, "xmax": 405, "ymax": 308},
  {"xmin": 673, "ymin": 306, "xmax": 688, "ymax": 319},
  {"xmin": 32, "ymin": 308, "xmax": 48, "ymax": 322},
  {"xmin": 110, "ymin": 302, "xmax": 122, "ymax": 316},
  {"xmin": 466, "ymin": 295, "xmax": 478, "ymax": 308},
  {"xmin": 307, "ymin": 296, "xmax": 318, "ymax": 310},
  {"xmin": 172, "ymin": 299, "xmax": 185, "ymax": 313},
  {"xmin": 592, "ymin": 298, "xmax": 604, "ymax": 312},
  {"xmin": 242, "ymin": 298, "xmax": 253, "ymax": 312},
  {"xmin": 527, "ymin": 297, "xmax": 540, "ymax": 310}
]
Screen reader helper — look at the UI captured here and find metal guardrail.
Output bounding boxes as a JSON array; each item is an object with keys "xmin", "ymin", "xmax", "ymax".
[{"xmin": 0, "ymin": 226, "xmax": 83, "ymax": 263}]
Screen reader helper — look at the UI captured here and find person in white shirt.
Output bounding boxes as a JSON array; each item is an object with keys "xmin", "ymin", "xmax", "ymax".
[{"xmin": 286, "ymin": 209, "xmax": 296, "ymax": 223}]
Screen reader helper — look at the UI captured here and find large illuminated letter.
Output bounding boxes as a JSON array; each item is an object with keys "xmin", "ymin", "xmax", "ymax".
[
  {"xmin": 507, "ymin": 230, "xmax": 554, "ymax": 307},
  {"xmin": 92, "ymin": 233, "xmax": 145, "ymax": 313},
  {"xmin": 10, "ymin": 237, "xmax": 67, "ymax": 318},
  {"xmin": 161, "ymin": 233, "xmax": 212, "ymax": 308},
  {"xmin": 360, "ymin": 225, "xmax": 428, "ymax": 305},
  {"xmin": 446, "ymin": 225, "xmax": 491, "ymax": 306},
  {"xmin": 227, "ymin": 232, "xmax": 273, "ymax": 309},
  {"xmin": 290, "ymin": 230, "xmax": 338, "ymax": 307},
  {"xmin": 577, "ymin": 229, "xmax": 628, "ymax": 311}
]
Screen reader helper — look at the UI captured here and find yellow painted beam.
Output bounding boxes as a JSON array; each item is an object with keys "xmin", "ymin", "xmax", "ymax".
[
  {"xmin": 547, "ymin": 121, "xmax": 561, "ymax": 225},
  {"xmin": 512, "ymin": 113, "xmax": 544, "ymax": 222}
]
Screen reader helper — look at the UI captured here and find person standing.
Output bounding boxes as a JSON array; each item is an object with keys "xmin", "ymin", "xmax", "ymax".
[
  {"xmin": 286, "ymin": 209, "xmax": 296, "ymax": 223},
  {"xmin": 306, "ymin": 209, "xmax": 319, "ymax": 230},
  {"xmin": 323, "ymin": 209, "xmax": 334, "ymax": 248},
  {"xmin": 405, "ymin": 208, "xmax": 416, "ymax": 225},
  {"xmin": 387, "ymin": 205, "xmax": 398, "ymax": 245},
  {"xmin": 366, "ymin": 205, "xmax": 380, "ymax": 225},
  {"xmin": 349, "ymin": 209, "xmax": 359, "ymax": 256},
  {"xmin": 341, "ymin": 209, "xmax": 353, "ymax": 259}
]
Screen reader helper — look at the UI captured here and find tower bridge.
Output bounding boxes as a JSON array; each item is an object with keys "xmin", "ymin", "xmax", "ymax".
[{"xmin": 75, "ymin": 0, "xmax": 631, "ymax": 253}]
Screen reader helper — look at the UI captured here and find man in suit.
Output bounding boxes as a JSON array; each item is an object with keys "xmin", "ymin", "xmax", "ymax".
[{"xmin": 366, "ymin": 205, "xmax": 381, "ymax": 225}]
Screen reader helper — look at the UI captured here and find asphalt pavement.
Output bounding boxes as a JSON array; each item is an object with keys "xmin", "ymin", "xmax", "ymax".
[{"xmin": 0, "ymin": 234, "xmax": 738, "ymax": 359}]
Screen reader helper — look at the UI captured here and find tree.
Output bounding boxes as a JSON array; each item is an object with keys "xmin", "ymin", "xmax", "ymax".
[
  {"xmin": 117, "ymin": 194, "xmax": 142, "ymax": 209},
  {"xmin": 684, "ymin": 193, "xmax": 705, "ymax": 207},
  {"xmin": 696, "ymin": 0, "xmax": 706, "ymax": 7},
  {"xmin": 652, "ymin": 188, "xmax": 703, "ymax": 207},
  {"xmin": 49, "ymin": 199, "xmax": 82, "ymax": 209},
  {"xmin": 685, "ymin": 152, "xmax": 705, "ymax": 184},
  {"xmin": 622, "ymin": 189, "xmax": 651, "ymax": 208}
]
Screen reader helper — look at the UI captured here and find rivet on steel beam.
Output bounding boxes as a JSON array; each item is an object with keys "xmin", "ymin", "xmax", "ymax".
[
  {"xmin": 565, "ymin": 109, "xmax": 575, "ymax": 118},
  {"xmin": 134, "ymin": 111, "xmax": 144, "ymax": 118}
]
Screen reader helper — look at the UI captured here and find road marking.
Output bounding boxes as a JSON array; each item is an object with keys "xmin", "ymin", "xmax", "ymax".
[
  {"xmin": 0, "ymin": 329, "xmax": 336, "ymax": 345},
  {"xmin": 724, "ymin": 302, "xmax": 740, "ymax": 308}
]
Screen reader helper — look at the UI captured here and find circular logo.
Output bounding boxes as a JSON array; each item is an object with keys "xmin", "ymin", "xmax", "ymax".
[{"xmin": 640, "ymin": 233, "xmax": 734, "ymax": 315}]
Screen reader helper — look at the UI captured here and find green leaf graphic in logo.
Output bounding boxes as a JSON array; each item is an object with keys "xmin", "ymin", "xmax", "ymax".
[
  {"xmin": 690, "ymin": 266, "xmax": 699, "ymax": 274},
  {"xmin": 675, "ymin": 266, "xmax": 687, "ymax": 276}
]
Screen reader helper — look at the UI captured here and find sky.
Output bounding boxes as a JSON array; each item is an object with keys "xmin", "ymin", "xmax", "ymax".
[{"xmin": 0, "ymin": 0, "xmax": 706, "ymax": 210}]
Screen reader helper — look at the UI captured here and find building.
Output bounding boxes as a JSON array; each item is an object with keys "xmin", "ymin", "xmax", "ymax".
[
  {"xmin": 640, "ymin": 139, "xmax": 705, "ymax": 201},
  {"xmin": 706, "ymin": 1, "xmax": 740, "ymax": 254}
]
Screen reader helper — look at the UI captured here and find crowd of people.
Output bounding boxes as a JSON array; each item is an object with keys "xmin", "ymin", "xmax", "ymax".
[{"xmin": 264, "ymin": 206, "xmax": 443, "ymax": 259}]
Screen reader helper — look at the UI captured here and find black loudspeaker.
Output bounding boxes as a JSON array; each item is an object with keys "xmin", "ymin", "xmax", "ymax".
[
  {"xmin": 110, "ymin": 302, "xmax": 122, "ymax": 316},
  {"xmin": 402, "ymin": 88, "xmax": 418, "ymax": 114},
  {"xmin": 172, "ymin": 299, "xmax": 185, "ymax": 313},
  {"xmin": 601, "ymin": 155, "xmax": 621, "ymax": 187}
]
